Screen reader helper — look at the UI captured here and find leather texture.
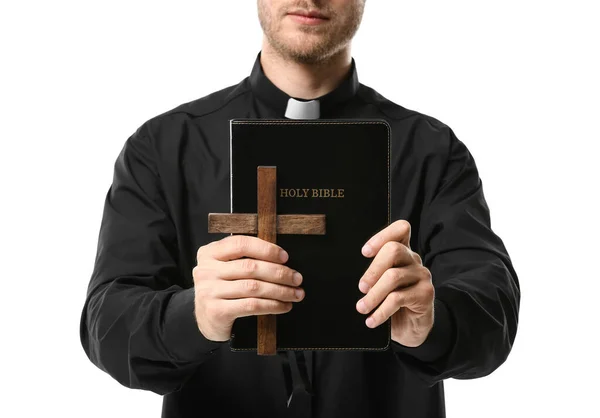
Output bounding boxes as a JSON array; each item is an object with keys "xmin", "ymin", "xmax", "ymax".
[{"xmin": 230, "ymin": 119, "xmax": 391, "ymax": 351}]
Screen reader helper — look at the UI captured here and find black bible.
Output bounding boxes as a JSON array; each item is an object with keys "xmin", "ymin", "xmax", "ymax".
[{"xmin": 229, "ymin": 118, "xmax": 391, "ymax": 351}]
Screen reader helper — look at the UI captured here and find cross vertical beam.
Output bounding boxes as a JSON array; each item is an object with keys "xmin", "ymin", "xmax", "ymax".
[{"xmin": 256, "ymin": 166, "xmax": 277, "ymax": 355}]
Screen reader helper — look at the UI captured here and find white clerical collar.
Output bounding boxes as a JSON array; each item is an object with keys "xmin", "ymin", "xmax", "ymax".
[{"xmin": 284, "ymin": 98, "xmax": 320, "ymax": 120}]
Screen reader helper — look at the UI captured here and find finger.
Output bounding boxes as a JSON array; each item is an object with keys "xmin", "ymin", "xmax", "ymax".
[
  {"xmin": 218, "ymin": 258, "xmax": 302, "ymax": 287},
  {"xmin": 215, "ymin": 279, "xmax": 305, "ymax": 302},
  {"xmin": 358, "ymin": 241, "xmax": 413, "ymax": 293},
  {"xmin": 200, "ymin": 235, "xmax": 289, "ymax": 264},
  {"xmin": 413, "ymin": 251, "xmax": 423, "ymax": 266},
  {"xmin": 361, "ymin": 220, "xmax": 411, "ymax": 258},
  {"xmin": 226, "ymin": 298, "xmax": 294, "ymax": 319},
  {"xmin": 356, "ymin": 266, "xmax": 418, "ymax": 314},
  {"xmin": 365, "ymin": 288, "xmax": 416, "ymax": 328}
]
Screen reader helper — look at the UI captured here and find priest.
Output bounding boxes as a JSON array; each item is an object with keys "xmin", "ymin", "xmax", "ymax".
[{"xmin": 79, "ymin": 1, "xmax": 521, "ymax": 417}]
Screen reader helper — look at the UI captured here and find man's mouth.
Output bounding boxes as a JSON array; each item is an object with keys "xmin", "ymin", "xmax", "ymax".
[{"xmin": 287, "ymin": 9, "xmax": 330, "ymax": 25}]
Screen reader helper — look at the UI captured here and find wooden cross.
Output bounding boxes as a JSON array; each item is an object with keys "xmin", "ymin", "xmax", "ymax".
[{"xmin": 207, "ymin": 166, "xmax": 326, "ymax": 355}]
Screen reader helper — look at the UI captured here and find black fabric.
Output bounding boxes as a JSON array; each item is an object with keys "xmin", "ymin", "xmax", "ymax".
[
  {"xmin": 279, "ymin": 351, "xmax": 314, "ymax": 413},
  {"xmin": 279, "ymin": 352, "xmax": 294, "ymax": 405},
  {"xmin": 79, "ymin": 50, "xmax": 520, "ymax": 417}
]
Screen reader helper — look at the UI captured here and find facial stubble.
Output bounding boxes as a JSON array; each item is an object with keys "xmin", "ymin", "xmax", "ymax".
[{"xmin": 258, "ymin": 0, "xmax": 365, "ymax": 64}]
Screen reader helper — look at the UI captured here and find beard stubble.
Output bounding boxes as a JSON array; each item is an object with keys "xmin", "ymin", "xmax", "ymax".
[{"xmin": 257, "ymin": 0, "xmax": 365, "ymax": 65}]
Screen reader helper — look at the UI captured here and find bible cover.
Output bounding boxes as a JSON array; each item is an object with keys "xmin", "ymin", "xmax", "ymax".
[{"xmin": 229, "ymin": 119, "xmax": 391, "ymax": 351}]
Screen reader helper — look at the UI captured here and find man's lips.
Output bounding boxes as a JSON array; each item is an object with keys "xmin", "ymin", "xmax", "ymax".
[
  {"xmin": 287, "ymin": 9, "xmax": 329, "ymax": 18},
  {"xmin": 287, "ymin": 10, "xmax": 329, "ymax": 25}
]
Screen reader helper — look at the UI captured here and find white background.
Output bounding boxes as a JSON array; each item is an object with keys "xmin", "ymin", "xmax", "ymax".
[{"xmin": 1, "ymin": 1, "xmax": 598, "ymax": 417}]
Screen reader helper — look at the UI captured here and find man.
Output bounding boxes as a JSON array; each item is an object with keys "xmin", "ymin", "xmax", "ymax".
[{"xmin": 79, "ymin": 1, "xmax": 520, "ymax": 417}]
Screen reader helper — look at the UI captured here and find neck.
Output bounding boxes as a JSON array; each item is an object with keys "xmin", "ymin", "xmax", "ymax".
[{"xmin": 260, "ymin": 40, "xmax": 352, "ymax": 100}]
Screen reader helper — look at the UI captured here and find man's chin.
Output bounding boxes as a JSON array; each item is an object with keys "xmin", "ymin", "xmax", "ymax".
[
  {"xmin": 278, "ymin": 43, "xmax": 333, "ymax": 62},
  {"xmin": 284, "ymin": 50, "xmax": 328, "ymax": 64}
]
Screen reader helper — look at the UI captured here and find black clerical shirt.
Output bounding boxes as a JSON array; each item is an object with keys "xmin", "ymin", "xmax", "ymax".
[{"xmin": 79, "ymin": 51, "xmax": 520, "ymax": 418}]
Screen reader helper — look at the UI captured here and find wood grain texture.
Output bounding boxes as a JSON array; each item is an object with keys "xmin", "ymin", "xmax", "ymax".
[
  {"xmin": 257, "ymin": 167, "xmax": 277, "ymax": 355},
  {"xmin": 207, "ymin": 214, "xmax": 326, "ymax": 235},
  {"xmin": 278, "ymin": 214, "xmax": 326, "ymax": 235}
]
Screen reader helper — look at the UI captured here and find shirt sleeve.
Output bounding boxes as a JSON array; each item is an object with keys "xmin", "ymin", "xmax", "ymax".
[
  {"xmin": 391, "ymin": 126, "xmax": 521, "ymax": 385},
  {"xmin": 79, "ymin": 123, "xmax": 226, "ymax": 395}
]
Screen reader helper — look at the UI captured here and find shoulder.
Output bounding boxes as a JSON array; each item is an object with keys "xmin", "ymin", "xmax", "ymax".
[
  {"xmin": 135, "ymin": 78, "xmax": 251, "ymax": 143},
  {"xmin": 157, "ymin": 79, "xmax": 250, "ymax": 120},
  {"xmin": 357, "ymin": 83, "xmax": 458, "ymax": 157},
  {"xmin": 357, "ymin": 83, "xmax": 452, "ymax": 136}
]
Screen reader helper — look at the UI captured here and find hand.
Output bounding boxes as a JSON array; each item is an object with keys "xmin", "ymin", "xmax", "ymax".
[
  {"xmin": 192, "ymin": 235, "xmax": 305, "ymax": 342},
  {"xmin": 356, "ymin": 220, "xmax": 435, "ymax": 347}
]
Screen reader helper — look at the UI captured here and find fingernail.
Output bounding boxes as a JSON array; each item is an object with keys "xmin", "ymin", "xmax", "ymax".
[
  {"xmin": 295, "ymin": 288, "xmax": 304, "ymax": 299},
  {"xmin": 293, "ymin": 272, "xmax": 303, "ymax": 285},
  {"xmin": 359, "ymin": 281, "xmax": 370, "ymax": 293},
  {"xmin": 361, "ymin": 244, "xmax": 372, "ymax": 257},
  {"xmin": 280, "ymin": 250, "xmax": 289, "ymax": 262},
  {"xmin": 366, "ymin": 317, "xmax": 375, "ymax": 328},
  {"xmin": 357, "ymin": 299, "xmax": 366, "ymax": 313}
]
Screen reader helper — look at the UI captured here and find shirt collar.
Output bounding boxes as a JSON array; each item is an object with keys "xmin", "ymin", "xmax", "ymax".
[{"xmin": 249, "ymin": 51, "xmax": 360, "ymax": 118}]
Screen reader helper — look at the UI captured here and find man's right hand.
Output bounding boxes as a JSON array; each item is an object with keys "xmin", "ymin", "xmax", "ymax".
[{"xmin": 192, "ymin": 235, "xmax": 304, "ymax": 342}]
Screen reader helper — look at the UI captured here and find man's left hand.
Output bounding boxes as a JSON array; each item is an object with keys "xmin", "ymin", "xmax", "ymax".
[{"xmin": 356, "ymin": 220, "xmax": 435, "ymax": 347}]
